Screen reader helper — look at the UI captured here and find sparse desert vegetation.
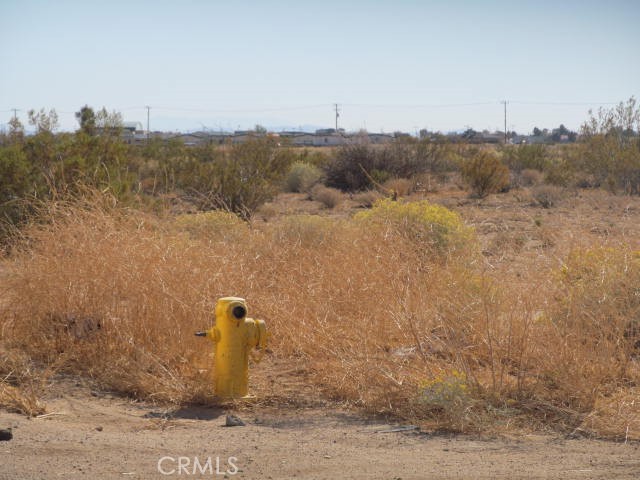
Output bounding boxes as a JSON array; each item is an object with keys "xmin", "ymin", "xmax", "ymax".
[{"xmin": 1, "ymin": 99, "xmax": 640, "ymax": 442}]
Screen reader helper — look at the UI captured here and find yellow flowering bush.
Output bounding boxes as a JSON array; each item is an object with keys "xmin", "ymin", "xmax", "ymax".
[
  {"xmin": 354, "ymin": 198, "xmax": 475, "ymax": 256},
  {"xmin": 418, "ymin": 370, "xmax": 469, "ymax": 408}
]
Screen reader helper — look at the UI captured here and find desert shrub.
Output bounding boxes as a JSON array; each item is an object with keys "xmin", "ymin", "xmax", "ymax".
[
  {"xmin": 519, "ymin": 168, "xmax": 543, "ymax": 187},
  {"xmin": 285, "ymin": 161, "xmax": 324, "ymax": 193},
  {"xmin": 415, "ymin": 138, "xmax": 461, "ymax": 173},
  {"xmin": 382, "ymin": 178, "xmax": 414, "ymax": 197},
  {"xmin": 292, "ymin": 148, "xmax": 330, "ymax": 168},
  {"xmin": 413, "ymin": 172, "xmax": 445, "ymax": 193},
  {"xmin": 375, "ymin": 141, "xmax": 419, "ymax": 178},
  {"xmin": 324, "ymin": 143, "xmax": 377, "ymax": 191},
  {"xmin": 414, "ymin": 370, "xmax": 471, "ymax": 424},
  {"xmin": 352, "ymin": 189, "xmax": 382, "ymax": 208},
  {"xmin": 543, "ymin": 247, "xmax": 640, "ymax": 417},
  {"xmin": 502, "ymin": 144, "xmax": 550, "ymax": 173},
  {"xmin": 531, "ymin": 185, "xmax": 564, "ymax": 208},
  {"xmin": 461, "ymin": 150, "xmax": 510, "ymax": 198},
  {"xmin": 544, "ymin": 154, "xmax": 576, "ymax": 187},
  {"xmin": 325, "ymin": 139, "xmax": 459, "ymax": 192},
  {"xmin": 0, "ymin": 145, "xmax": 37, "ymax": 237},
  {"xmin": 309, "ymin": 184, "xmax": 343, "ymax": 209},
  {"xmin": 190, "ymin": 138, "xmax": 295, "ymax": 217},
  {"xmin": 255, "ymin": 202, "xmax": 278, "ymax": 220},
  {"xmin": 577, "ymin": 98, "xmax": 640, "ymax": 194},
  {"xmin": 355, "ymin": 198, "xmax": 475, "ymax": 257}
]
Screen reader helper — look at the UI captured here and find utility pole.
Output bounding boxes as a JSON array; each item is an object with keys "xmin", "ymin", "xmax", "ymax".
[
  {"xmin": 11, "ymin": 109, "xmax": 18, "ymax": 121},
  {"xmin": 501, "ymin": 100, "xmax": 508, "ymax": 144},
  {"xmin": 334, "ymin": 103, "xmax": 340, "ymax": 132},
  {"xmin": 145, "ymin": 105, "xmax": 151, "ymax": 141}
]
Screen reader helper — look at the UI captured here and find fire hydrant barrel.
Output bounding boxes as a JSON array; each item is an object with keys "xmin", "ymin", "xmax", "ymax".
[{"xmin": 198, "ymin": 297, "xmax": 267, "ymax": 399}]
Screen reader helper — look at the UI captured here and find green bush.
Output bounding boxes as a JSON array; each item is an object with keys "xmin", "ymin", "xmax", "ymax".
[
  {"xmin": 577, "ymin": 98, "xmax": 640, "ymax": 194},
  {"xmin": 502, "ymin": 144, "xmax": 550, "ymax": 173},
  {"xmin": 461, "ymin": 151, "xmax": 510, "ymax": 198},
  {"xmin": 0, "ymin": 145, "xmax": 37, "ymax": 236},
  {"xmin": 285, "ymin": 161, "xmax": 324, "ymax": 193},
  {"xmin": 188, "ymin": 138, "xmax": 295, "ymax": 217}
]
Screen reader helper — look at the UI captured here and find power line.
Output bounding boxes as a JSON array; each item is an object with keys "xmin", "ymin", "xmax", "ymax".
[
  {"xmin": 508, "ymin": 100, "xmax": 620, "ymax": 106},
  {"xmin": 343, "ymin": 101, "xmax": 496, "ymax": 109},
  {"xmin": 144, "ymin": 104, "xmax": 330, "ymax": 114},
  {"xmin": 3, "ymin": 100, "xmax": 624, "ymax": 116}
]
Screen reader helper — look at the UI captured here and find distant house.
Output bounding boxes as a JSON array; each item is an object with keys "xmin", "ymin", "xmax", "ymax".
[
  {"xmin": 515, "ymin": 135, "xmax": 549, "ymax": 145},
  {"xmin": 166, "ymin": 131, "xmax": 231, "ymax": 146},
  {"xmin": 477, "ymin": 132, "xmax": 503, "ymax": 144},
  {"xmin": 232, "ymin": 130, "xmax": 268, "ymax": 143},
  {"xmin": 279, "ymin": 132, "xmax": 316, "ymax": 146},
  {"xmin": 368, "ymin": 133, "xmax": 394, "ymax": 145},
  {"xmin": 116, "ymin": 121, "xmax": 145, "ymax": 144},
  {"xmin": 123, "ymin": 121, "xmax": 144, "ymax": 133},
  {"xmin": 172, "ymin": 133, "xmax": 206, "ymax": 146},
  {"xmin": 208, "ymin": 133, "xmax": 231, "ymax": 144},
  {"xmin": 313, "ymin": 128, "xmax": 346, "ymax": 146}
]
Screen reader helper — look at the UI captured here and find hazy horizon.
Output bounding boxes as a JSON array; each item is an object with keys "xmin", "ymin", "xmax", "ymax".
[{"xmin": 1, "ymin": 0, "xmax": 639, "ymax": 134}]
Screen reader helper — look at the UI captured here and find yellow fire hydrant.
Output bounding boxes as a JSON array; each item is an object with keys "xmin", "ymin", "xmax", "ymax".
[{"xmin": 195, "ymin": 297, "xmax": 267, "ymax": 398}]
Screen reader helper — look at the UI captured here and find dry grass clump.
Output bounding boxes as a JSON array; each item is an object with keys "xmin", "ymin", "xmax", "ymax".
[
  {"xmin": 519, "ymin": 168, "xmax": 544, "ymax": 187},
  {"xmin": 172, "ymin": 210, "xmax": 248, "ymax": 242},
  {"xmin": 351, "ymin": 189, "xmax": 382, "ymax": 208},
  {"xmin": 536, "ymin": 246, "xmax": 640, "ymax": 438},
  {"xmin": 285, "ymin": 161, "xmax": 324, "ymax": 193},
  {"xmin": 1, "ymin": 195, "xmax": 639, "ymax": 438},
  {"xmin": 531, "ymin": 184, "xmax": 565, "ymax": 208},
  {"xmin": 309, "ymin": 184, "xmax": 344, "ymax": 209},
  {"xmin": 0, "ymin": 349, "xmax": 46, "ymax": 416},
  {"xmin": 382, "ymin": 178, "xmax": 415, "ymax": 197}
]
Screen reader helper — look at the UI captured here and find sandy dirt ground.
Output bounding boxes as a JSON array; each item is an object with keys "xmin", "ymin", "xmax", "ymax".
[{"xmin": 1, "ymin": 381, "xmax": 638, "ymax": 480}]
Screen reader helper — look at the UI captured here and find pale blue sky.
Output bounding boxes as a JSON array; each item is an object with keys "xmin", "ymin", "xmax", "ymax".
[{"xmin": 1, "ymin": 0, "xmax": 638, "ymax": 133}]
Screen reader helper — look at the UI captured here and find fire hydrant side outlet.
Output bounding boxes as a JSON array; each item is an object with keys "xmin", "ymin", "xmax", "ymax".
[{"xmin": 205, "ymin": 326, "xmax": 221, "ymax": 343}]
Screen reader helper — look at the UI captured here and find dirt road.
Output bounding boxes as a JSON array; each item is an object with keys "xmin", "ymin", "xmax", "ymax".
[{"xmin": 1, "ymin": 382, "xmax": 638, "ymax": 480}]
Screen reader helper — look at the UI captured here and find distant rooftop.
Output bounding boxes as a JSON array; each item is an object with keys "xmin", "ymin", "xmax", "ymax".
[{"xmin": 123, "ymin": 121, "xmax": 144, "ymax": 131}]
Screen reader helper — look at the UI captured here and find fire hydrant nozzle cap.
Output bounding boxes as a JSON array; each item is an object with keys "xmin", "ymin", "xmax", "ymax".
[{"xmin": 232, "ymin": 305, "xmax": 247, "ymax": 319}]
